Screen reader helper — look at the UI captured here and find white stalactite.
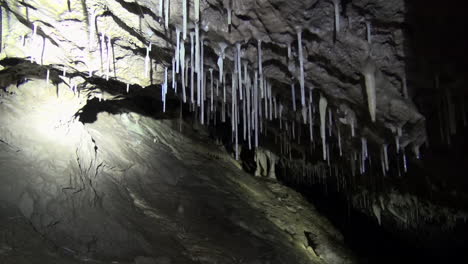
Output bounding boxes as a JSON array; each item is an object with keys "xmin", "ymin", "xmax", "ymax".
[
  {"xmin": 172, "ymin": 57, "xmax": 176, "ymax": 90},
  {"xmin": 383, "ymin": 144, "xmax": 389, "ymax": 171},
  {"xmin": 218, "ymin": 43, "xmax": 227, "ymax": 83},
  {"xmin": 319, "ymin": 94, "xmax": 328, "ymax": 160},
  {"xmin": 180, "ymin": 40, "xmax": 186, "ymax": 102},
  {"xmin": 209, "ymin": 68, "xmax": 214, "ymax": 110},
  {"xmin": 163, "ymin": 67, "xmax": 168, "ymax": 112},
  {"xmin": 176, "ymin": 28, "xmax": 180, "ymax": 73},
  {"xmin": 237, "ymin": 43, "xmax": 243, "ymax": 100},
  {"xmin": 227, "ymin": 7, "xmax": 232, "ymax": 26},
  {"xmin": 195, "ymin": 0, "xmax": 200, "ymax": 22},
  {"xmin": 190, "ymin": 32, "xmax": 195, "ymax": 104},
  {"xmin": 366, "ymin": 21, "xmax": 372, "ymax": 44},
  {"xmin": 126, "ymin": 83, "xmax": 130, "ymax": 93},
  {"xmin": 182, "ymin": 0, "xmax": 187, "ymax": 40},
  {"xmin": 145, "ymin": 45, "xmax": 150, "ymax": 78},
  {"xmin": 287, "ymin": 42, "xmax": 291, "ymax": 60},
  {"xmin": 363, "ymin": 59, "xmax": 377, "ymax": 122},
  {"xmin": 297, "ymin": 29, "xmax": 305, "ymax": 107},
  {"xmin": 195, "ymin": 24, "xmax": 200, "ymax": 106},
  {"xmin": 106, "ymin": 35, "xmax": 111, "ymax": 80},
  {"xmin": 159, "ymin": 0, "xmax": 163, "ymax": 18},
  {"xmin": 332, "ymin": 0, "xmax": 340, "ymax": 34},
  {"xmin": 46, "ymin": 69, "xmax": 50, "ymax": 84},
  {"xmin": 165, "ymin": 0, "xmax": 169, "ymax": 29}
]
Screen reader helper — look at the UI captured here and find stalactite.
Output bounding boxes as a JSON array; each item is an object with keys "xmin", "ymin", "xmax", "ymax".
[
  {"xmin": 361, "ymin": 137, "xmax": 368, "ymax": 159},
  {"xmin": 209, "ymin": 68, "xmax": 214, "ymax": 110},
  {"xmin": 159, "ymin": 0, "xmax": 163, "ymax": 19},
  {"xmin": 362, "ymin": 59, "xmax": 377, "ymax": 122},
  {"xmin": 338, "ymin": 124, "xmax": 342, "ymax": 156},
  {"xmin": 46, "ymin": 69, "xmax": 50, "ymax": 84},
  {"xmin": 172, "ymin": 57, "xmax": 176, "ymax": 90},
  {"xmin": 195, "ymin": 24, "xmax": 200, "ymax": 106},
  {"xmin": 182, "ymin": 0, "xmax": 187, "ymax": 40},
  {"xmin": 180, "ymin": 40, "xmax": 186, "ymax": 102},
  {"xmin": 165, "ymin": 0, "xmax": 170, "ymax": 29},
  {"xmin": 254, "ymin": 71, "xmax": 259, "ymax": 148},
  {"xmin": 201, "ymin": 36, "xmax": 206, "ymax": 102},
  {"xmin": 332, "ymin": 0, "xmax": 340, "ymax": 34},
  {"xmin": 176, "ymin": 28, "xmax": 180, "ymax": 73},
  {"xmin": 195, "ymin": 0, "xmax": 200, "ymax": 22},
  {"xmin": 62, "ymin": 65, "xmax": 67, "ymax": 78},
  {"xmin": 308, "ymin": 104, "xmax": 313, "ymax": 142},
  {"xmin": 413, "ymin": 144, "xmax": 421, "ymax": 159},
  {"xmin": 297, "ymin": 28, "xmax": 305, "ymax": 108},
  {"xmin": 106, "ymin": 35, "xmax": 111, "ymax": 80},
  {"xmin": 403, "ymin": 149, "xmax": 407, "ymax": 173},
  {"xmin": 383, "ymin": 144, "xmax": 389, "ymax": 171},
  {"xmin": 291, "ymin": 83, "xmax": 296, "ymax": 111},
  {"xmin": 328, "ymin": 110, "xmax": 332, "ymax": 137},
  {"xmin": 218, "ymin": 43, "xmax": 227, "ymax": 83},
  {"xmin": 395, "ymin": 135, "xmax": 400, "ymax": 154},
  {"xmin": 223, "ymin": 73, "xmax": 226, "ymax": 103},
  {"xmin": 126, "ymin": 83, "xmax": 130, "ymax": 93},
  {"xmin": 319, "ymin": 94, "xmax": 328, "ymax": 160},
  {"xmin": 163, "ymin": 67, "xmax": 168, "ymax": 112},
  {"xmin": 243, "ymin": 86, "xmax": 247, "ymax": 140},
  {"xmin": 237, "ymin": 43, "xmax": 243, "ymax": 100},
  {"xmin": 402, "ymin": 74, "xmax": 408, "ymax": 99},
  {"xmin": 227, "ymin": 7, "xmax": 232, "ymax": 27},
  {"xmin": 366, "ymin": 21, "xmax": 372, "ymax": 44},
  {"xmin": 287, "ymin": 42, "xmax": 292, "ymax": 60},
  {"xmin": 145, "ymin": 44, "xmax": 151, "ymax": 78},
  {"xmin": 190, "ymin": 32, "xmax": 195, "ymax": 104}
]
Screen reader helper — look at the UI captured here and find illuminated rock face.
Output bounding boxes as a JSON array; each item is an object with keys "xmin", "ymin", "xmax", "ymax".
[{"xmin": 0, "ymin": 0, "xmax": 468, "ymax": 263}]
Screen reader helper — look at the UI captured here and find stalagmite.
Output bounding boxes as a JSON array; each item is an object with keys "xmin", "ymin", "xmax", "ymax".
[
  {"xmin": 362, "ymin": 59, "xmax": 377, "ymax": 122},
  {"xmin": 165, "ymin": 0, "xmax": 169, "ymax": 29},
  {"xmin": 319, "ymin": 94, "xmax": 328, "ymax": 160},
  {"xmin": 332, "ymin": 0, "xmax": 340, "ymax": 34},
  {"xmin": 195, "ymin": 0, "xmax": 200, "ymax": 22},
  {"xmin": 182, "ymin": 0, "xmax": 187, "ymax": 40},
  {"xmin": 291, "ymin": 83, "xmax": 296, "ymax": 111}
]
